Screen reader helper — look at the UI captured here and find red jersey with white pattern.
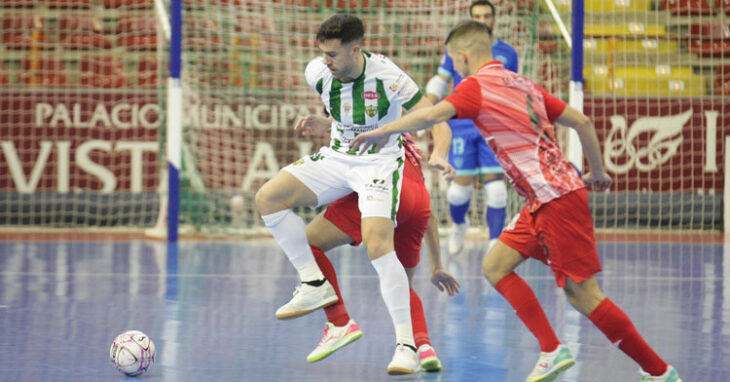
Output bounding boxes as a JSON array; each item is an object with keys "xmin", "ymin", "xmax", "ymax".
[
  {"xmin": 401, "ymin": 133, "xmax": 424, "ymax": 182},
  {"xmin": 444, "ymin": 61, "xmax": 584, "ymax": 212}
]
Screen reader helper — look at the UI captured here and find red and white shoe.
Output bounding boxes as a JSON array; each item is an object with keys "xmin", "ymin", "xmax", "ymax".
[
  {"xmin": 417, "ymin": 344, "xmax": 442, "ymax": 372},
  {"xmin": 306, "ymin": 320, "xmax": 362, "ymax": 363}
]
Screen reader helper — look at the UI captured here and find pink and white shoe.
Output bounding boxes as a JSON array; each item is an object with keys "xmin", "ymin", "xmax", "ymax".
[
  {"xmin": 306, "ymin": 320, "xmax": 363, "ymax": 363},
  {"xmin": 417, "ymin": 344, "xmax": 442, "ymax": 372}
]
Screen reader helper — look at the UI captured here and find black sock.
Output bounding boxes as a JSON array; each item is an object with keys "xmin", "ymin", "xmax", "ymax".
[{"xmin": 303, "ymin": 278, "xmax": 326, "ymax": 287}]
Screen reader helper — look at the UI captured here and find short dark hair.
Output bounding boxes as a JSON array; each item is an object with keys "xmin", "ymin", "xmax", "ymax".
[
  {"xmin": 469, "ymin": 0, "xmax": 496, "ymax": 17},
  {"xmin": 316, "ymin": 14, "xmax": 364, "ymax": 44},
  {"xmin": 445, "ymin": 20, "xmax": 493, "ymax": 46}
]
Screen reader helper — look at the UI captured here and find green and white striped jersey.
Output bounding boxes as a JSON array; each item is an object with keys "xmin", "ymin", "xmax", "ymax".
[{"xmin": 305, "ymin": 51, "xmax": 423, "ymax": 156}]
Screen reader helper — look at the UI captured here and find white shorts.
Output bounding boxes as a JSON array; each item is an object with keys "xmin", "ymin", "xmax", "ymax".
[{"xmin": 283, "ymin": 147, "xmax": 405, "ymax": 222}]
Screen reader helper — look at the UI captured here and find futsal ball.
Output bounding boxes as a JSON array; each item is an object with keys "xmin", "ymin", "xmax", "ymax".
[{"xmin": 109, "ymin": 330, "xmax": 156, "ymax": 376}]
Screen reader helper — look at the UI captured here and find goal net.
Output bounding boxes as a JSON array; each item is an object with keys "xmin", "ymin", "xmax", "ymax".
[{"xmin": 0, "ymin": 0, "xmax": 725, "ymax": 234}]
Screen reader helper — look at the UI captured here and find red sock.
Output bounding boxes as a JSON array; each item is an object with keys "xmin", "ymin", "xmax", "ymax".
[
  {"xmin": 311, "ymin": 246, "xmax": 350, "ymax": 326},
  {"xmin": 588, "ymin": 298, "xmax": 667, "ymax": 376},
  {"xmin": 494, "ymin": 272, "xmax": 561, "ymax": 352},
  {"xmin": 410, "ymin": 288, "xmax": 430, "ymax": 348}
]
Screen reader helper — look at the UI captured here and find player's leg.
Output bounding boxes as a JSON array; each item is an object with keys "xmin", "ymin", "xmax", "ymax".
[
  {"xmin": 304, "ymin": 206, "xmax": 363, "ymax": 363},
  {"xmin": 447, "ymin": 176, "xmax": 472, "ymax": 255},
  {"xmin": 446, "ymin": 128, "xmax": 477, "ymax": 256},
  {"xmin": 564, "ymin": 277, "xmax": 681, "ymax": 381},
  {"xmin": 356, "ymin": 157, "xmax": 417, "ymax": 374},
  {"xmin": 256, "ymin": 153, "xmax": 350, "ymax": 320},
  {"xmin": 477, "ymin": 138, "xmax": 507, "ymax": 250},
  {"xmin": 483, "ymin": 211, "xmax": 571, "ymax": 382}
]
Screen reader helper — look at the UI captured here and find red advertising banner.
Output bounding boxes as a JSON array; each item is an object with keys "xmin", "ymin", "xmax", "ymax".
[
  {"xmin": 585, "ymin": 97, "xmax": 727, "ymax": 192},
  {"xmin": 0, "ymin": 91, "xmax": 160, "ymax": 192}
]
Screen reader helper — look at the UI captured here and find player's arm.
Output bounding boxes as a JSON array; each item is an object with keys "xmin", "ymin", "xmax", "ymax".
[
  {"xmin": 423, "ymin": 212, "xmax": 460, "ymax": 296},
  {"xmin": 406, "ymin": 96, "xmax": 454, "ymax": 179},
  {"xmin": 352, "ymin": 101, "xmax": 457, "ymax": 154},
  {"xmin": 554, "ymin": 107, "xmax": 611, "ymax": 191},
  {"xmin": 425, "ymin": 73, "xmax": 452, "ymax": 104}
]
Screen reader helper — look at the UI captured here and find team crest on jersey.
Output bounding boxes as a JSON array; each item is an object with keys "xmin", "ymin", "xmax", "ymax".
[
  {"xmin": 344, "ymin": 102, "xmax": 352, "ymax": 115},
  {"xmin": 365, "ymin": 105, "xmax": 377, "ymax": 117},
  {"xmin": 362, "ymin": 91, "xmax": 380, "ymax": 100},
  {"xmin": 389, "ymin": 83, "xmax": 398, "ymax": 92}
]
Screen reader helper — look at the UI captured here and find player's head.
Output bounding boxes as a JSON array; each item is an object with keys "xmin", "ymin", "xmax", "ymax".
[
  {"xmin": 469, "ymin": 0, "xmax": 496, "ymax": 30},
  {"xmin": 445, "ymin": 20, "xmax": 493, "ymax": 76},
  {"xmin": 316, "ymin": 14, "xmax": 365, "ymax": 80}
]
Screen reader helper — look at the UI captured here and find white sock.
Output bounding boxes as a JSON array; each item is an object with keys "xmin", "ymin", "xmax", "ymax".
[
  {"xmin": 371, "ymin": 252, "xmax": 415, "ymax": 347},
  {"xmin": 261, "ymin": 210, "xmax": 324, "ymax": 282}
]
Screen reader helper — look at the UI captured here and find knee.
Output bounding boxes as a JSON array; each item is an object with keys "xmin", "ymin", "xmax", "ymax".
[
  {"xmin": 481, "ymin": 255, "xmax": 505, "ymax": 285},
  {"xmin": 484, "ymin": 179, "xmax": 507, "ymax": 208},
  {"xmin": 447, "ymin": 182, "xmax": 472, "ymax": 205}
]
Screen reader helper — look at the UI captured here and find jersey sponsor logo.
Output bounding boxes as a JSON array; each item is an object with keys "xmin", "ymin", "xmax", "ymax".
[
  {"xmin": 362, "ymin": 91, "xmax": 380, "ymax": 100},
  {"xmin": 365, "ymin": 105, "xmax": 377, "ymax": 118}
]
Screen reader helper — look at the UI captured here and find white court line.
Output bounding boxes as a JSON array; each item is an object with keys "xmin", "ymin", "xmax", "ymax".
[{"xmin": 0, "ymin": 271, "xmax": 720, "ymax": 281}]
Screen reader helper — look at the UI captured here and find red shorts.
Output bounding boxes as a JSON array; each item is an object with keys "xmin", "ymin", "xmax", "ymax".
[
  {"xmin": 323, "ymin": 168, "xmax": 430, "ymax": 269},
  {"xmin": 499, "ymin": 188, "xmax": 602, "ymax": 287}
]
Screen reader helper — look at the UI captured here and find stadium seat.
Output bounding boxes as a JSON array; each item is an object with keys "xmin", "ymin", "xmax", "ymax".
[
  {"xmin": 586, "ymin": 0, "xmax": 650, "ymax": 12},
  {"xmin": 20, "ymin": 56, "xmax": 68, "ymax": 87},
  {"xmin": 722, "ymin": 0, "xmax": 730, "ymax": 15},
  {"xmin": 688, "ymin": 40, "xmax": 730, "ymax": 57},
  {"xmin": 0, "ymin": 61, "xmax": 8, "ymax": 86},
  {"xmin": 660, "ymin": 0, "xmax": 713, "ymax": 15},
  {"xmin": 1, "ymin": 14, "xmax": 51, "ymax": 49},
  {"xmin": 688, "ymin": 23, "xmax": 730, "ymax": 40},
  {"xmin": 184, "ymin": 16, "xmax": 222, "ymax": 50},
  {"xmin": 584, "ymin": 23, "xmax": 666, "ymax": 38},
  {"xmin": 0, "ymin": 0, "xmax": 36, "ymax": 7},
  {"xmin": 585, "ymin": 65, "xmax": 707, "ymax": 96},
  {"xmin": 116, "ymin": 14, "xmax": 157, "ymax": 50},
  {"xmin": 583, "ymin": 38, "xmax": 679, "ymax": 54},
  {"xmin": 103, "ymin": 0, "xmax": 152, "ymax": 8},
  {"xmin": 137, "ymin": 56, "xmax": 158, "ymax": 88},
  {"xmin": 715, "ymin": 65, "xmax": 730, "ymax": 95},
  {"xmin": 47, "ymin": 0, "xmax": 94, "ymax": 8},
  {"xmin": 58, "ymin": 14, "xmax": 112, "ymax": 50},
  {"xmin": 79, "ymin": 56, "xmax": 129, "ymax": 88}
]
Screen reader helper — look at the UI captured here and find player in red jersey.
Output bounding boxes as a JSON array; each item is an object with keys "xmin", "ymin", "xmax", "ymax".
[
  {"xmin": 350, "ymin": 21, "xmax": 681, "ymax": 382},
  {"xmin": 294, "ymin": 127, "xmax": 460, "ymax": 372}
]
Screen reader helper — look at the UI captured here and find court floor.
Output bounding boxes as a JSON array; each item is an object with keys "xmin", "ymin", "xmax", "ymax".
[{"xmin": 0, "ymin": 232, "xmax": 727, "ymax": 381}]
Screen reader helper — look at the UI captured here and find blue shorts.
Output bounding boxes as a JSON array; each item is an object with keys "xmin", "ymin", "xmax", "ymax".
[{"xmin": 448, "ymin": 119, "xmax": 503, "ymax": 177}]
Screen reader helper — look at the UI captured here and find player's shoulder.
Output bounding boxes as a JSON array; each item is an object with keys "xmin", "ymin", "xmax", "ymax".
[
  {"xmin": 494, "ymin": 38, "xmax": 518, "ymax": 56},
  {"xmin": 364, "ymin": 50, "xmax": 406, "ymax": 76},
  {"xmin": 304, "ymin": 57, "xmax": 330, "ymax": 87}
]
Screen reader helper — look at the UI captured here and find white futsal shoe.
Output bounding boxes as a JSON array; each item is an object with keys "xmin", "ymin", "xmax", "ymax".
[
  {"xmin": 275, "ymin": 280, "xmax": 338, "ymax": 320},
  {"xmin": 448, "ymin": 217, "xmax": 469, "ymax": 256},
  {"xmin": 387, "ymin": 343, "xmax": 419, "ymax": 375},
  {"xmin": 306, "ymin": 319, "xmax": 363, "ymax": 363}
]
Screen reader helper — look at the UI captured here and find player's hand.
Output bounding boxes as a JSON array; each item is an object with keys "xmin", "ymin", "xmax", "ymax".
[
  {"xmin": 431, "ymin": 268, "xmax": 460, "ymax": 296},
  {"xmin": 294, "ymin": 115, "xmax": 330, "ymax": 137},
  {"xmin": 582, "ymin": 171, "xmax": 612, "ymax": 192},
  {"xmin": 428, "ymin": 156, "xmax": 455, "ymax": 181},
  {"xmin": 350, "ymin": 128, "xmax": 390, "ymax": 154}
]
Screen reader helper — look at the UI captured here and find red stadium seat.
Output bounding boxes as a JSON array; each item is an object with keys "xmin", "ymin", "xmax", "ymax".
[
  {"xmin": 0, "ymin": 61, "xmax": 8, "ymax": 86},
  {"xmin": 689, "ymin": 23, "xmax": 730, "ymax": 40},
  {"xmin": 661, "ymin": 0, "xmax": 713, "ymax": 15},
  {"xmin": 714, "ymin": 65, "xmax": 730, "ymax": 94},
  {"xmin": 103, "ymin": 0, "xmax": 152, "ymax": 8},
  {"xmin": 1, "ymin": 14, "xmax": 51, "ymax": 49},
  {"xmin": 0, "ymin": 0, "xmax": 36, "ymax": 7},
  {"xmin": 20, "ymin": 56, "xmax": 68, "ymax": 87},
  {"xmin": 722, "ymin": 0, "xmax": 730, "ymax": 15},
  {"xmin": 58, "ymin": 14, "xmax": 112, "ymax": 49},
  {"xmin": 116, "ymin": 14, "xmax": 157, "ymax": 50},
  {"xmin": 79, "ymin": 56, "xmax": 129, "ymax": 88},
  {"xmin": 47, "ymin": 0, "xmax": 94, "ymax": 8},
  {"xmin": 184, "ymin": 16, "xmax": 222, "ymax": 50},
  {"xmin": 137, "ymin": 56, "xmax": 158, "ymax": 88},
  {"xmin": 688, "ymin": 40, "xmax": 730, "ymax": 57}
]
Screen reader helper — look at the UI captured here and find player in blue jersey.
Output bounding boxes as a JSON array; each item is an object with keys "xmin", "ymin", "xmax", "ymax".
[{"xmin": 425, "ymin": 0, "xmax": 518, "ymax": 255}]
